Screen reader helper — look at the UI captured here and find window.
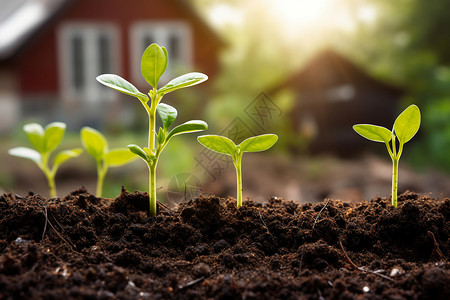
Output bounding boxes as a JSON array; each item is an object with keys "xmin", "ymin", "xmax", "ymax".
[
  {"xmin": 58, "ymin": 23, "xmax": 120, "ymax": 102},
  {"xmin": 130, "ymin": 21, "xmax": 192, "ymax": 86}
]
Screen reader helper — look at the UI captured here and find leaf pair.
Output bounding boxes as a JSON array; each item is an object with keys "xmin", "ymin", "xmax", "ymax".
[
  {"xmin": 81, "ymin": 127, "xmax": 137, "ymax": 167},
  {"xmin": 197, "ymin": 134, "xmax": 279, "ymax": 158},
  {"xmin": 128, "ymin": 103, "xmax": 208, "ymax": 163},
  {"xmin": 353, "ymin": 105, "xmax": 421, "ymax": 147},
  {"xmin": 96, "ymin": 44, "xmax": 207, "ymax": 99}
]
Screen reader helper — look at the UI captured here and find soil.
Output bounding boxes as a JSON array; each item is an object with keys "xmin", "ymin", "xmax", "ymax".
[{"xmin": 0, "ymin": 188, "xmax": 448, "ymax": 299}]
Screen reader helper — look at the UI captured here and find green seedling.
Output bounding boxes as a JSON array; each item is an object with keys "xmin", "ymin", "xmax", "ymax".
[
  {"xmin": 353, "ymin": 105, "xmax": 421, "ymax": 207},
  {"xmin": 197, "ymin": 134, "xmax": 278, "ymax": 208},
  {"xmin": 81, "ymin": 127, "xmax": 138, "ymax": 197},
  {"xmin": 96, "ymin": 43, "xmax": 208, "ymax": 216},
  {"xmin": 8, "ymin": 122, "xmax": 83, "ymax": 198}
]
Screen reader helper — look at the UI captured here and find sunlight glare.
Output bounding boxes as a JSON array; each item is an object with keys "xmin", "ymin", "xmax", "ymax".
[{"xmin": 269, "ymin": 0, "xmax": 334, "ymax": 28}]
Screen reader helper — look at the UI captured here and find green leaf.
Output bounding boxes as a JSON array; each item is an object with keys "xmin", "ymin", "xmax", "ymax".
[
  {"xmin": 127, "ymin": 144, "xmax": 149, "ymax": 162},
  {"xmin": 23, "ymin": 123, "xmax": 45, "ymax": 152},
  {"xmin": 8, "ymin": 147, "xmax": 42, "ymax": 164},
  {"xmin": 141, "ymin": 44, "xmax": 168, "ymax": 88},
  {"xmin": 353, "ymin": 124, "xmax": 392, "ymax": 143},
  {"xmin": 394, "ymin": 104, "xmax": 421, "ymax": 144},
  {"xmin": 157, "ymin": 103, "xmax": 177, "ymax": 129},
  {"xmin": 197, "ymin": 135, "xmax": 236, "ymax": 156},
  {"xmin": 157, "ymin": 127, "xmax": 166, "ymax": 146},
  {"xmin": 239, "ymin": 134, "xmax": 278, "ymax": 152},
  {"xmin": 54, "ymin": 148, "xmax": 83, "ymax": 168},
  {"xmin": 44, "ymin": 122, "xmax": 66, "ymax": 153},
  {"xmin": 158, "ymin": 72, "xmax": 208, "ymax": 95},
  {"xmin": 96, "ymin": 74, "xmax": 148, "ymax": 99},
  {"xmin": 105, "ymin": 148, "xmax": 138, "ymax": 167},
  {"xmin": 167, "ymin": 120, "xmax": 208, "ymax": 141},
  {"xmin": 81, "ymin": 127, "xmax": 108, "ymax": 159}
]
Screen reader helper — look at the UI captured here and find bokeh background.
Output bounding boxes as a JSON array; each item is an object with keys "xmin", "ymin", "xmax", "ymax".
[{"xmin": 1, "ymin": 0, "xmax": 450, "ymax": 204}]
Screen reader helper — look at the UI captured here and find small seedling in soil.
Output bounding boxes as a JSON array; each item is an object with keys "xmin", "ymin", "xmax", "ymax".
[
  {"xmin": 96, "ymin": 43, "xmax": 208, "ymax": 216},
  {"xmin": 197, "ymin": 134, "xmax": 278, "ymax": 208},
  {"xmin": 353, "ymin": 104, "xmax": 421, "ymax": 207},
  {"xmin": 8, "ymin": 122, "xmax": 83, "ymax": 198},
  {"xmin": 81, "ymin": 127, "xmax": 138, "ymax": 197}
]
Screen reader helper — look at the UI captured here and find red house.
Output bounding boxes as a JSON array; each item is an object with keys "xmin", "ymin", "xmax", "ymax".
[{"xmin": 0, "ymin": 0, "xmax": 223, "ymax": 131}]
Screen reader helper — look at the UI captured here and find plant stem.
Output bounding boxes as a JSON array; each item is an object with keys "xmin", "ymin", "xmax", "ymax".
[
  {"xmin": 235, "ymin": 151, "xmax": 243, "ymax": 208},
  {"xmin": 47, "ymin": 173, "xmax": 57, "ymax": 198},
  {"xmin": 41, "ymin": 152, "xmax": 57, "ymax": 198},
  {"xmin": 149, "ymin": 163, "xmax": 157, "ymax": 216},
  {"xmin": 392, "ymin": 158, "xmax": 399, "ymax": 207},
  {"xmin": 96, "ymin": 160, "xmax": 107, "ymax": 198}
]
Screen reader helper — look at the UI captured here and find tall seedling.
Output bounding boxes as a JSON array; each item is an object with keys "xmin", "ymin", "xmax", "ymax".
[
  {"xmin": 353, "ymin": 105, "xmax": 421, "ymax": 207},
  {"xmin": 197, "ymin": 134, "xmax": 278, "ymax": 208},
  {"xmin": 9, "ymin": 122, "xmax": 83, "ymax": 198},
  {"xmin": 96, "ymin": 44, "xmax": 208, "ymax": 216}
]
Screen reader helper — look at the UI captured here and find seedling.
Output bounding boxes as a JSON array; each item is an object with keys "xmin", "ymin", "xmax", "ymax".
[
  {"xmin": 353, "ymin": 105, "xmax": 421, "ymax": 207},
  {"xmin": 8, "ymin": 122, "xmax": 83, "ymax": 198},
  {"xmin": 96, "ymin": 43, "xmax": 208, "ymax": 216},
  {"xmin": 81, "ymin": 127, "xmax": 138, "ymax": 197},
  {"xmin": 197, "ymin": 134, "xmax": 278, "ymax": 208}
]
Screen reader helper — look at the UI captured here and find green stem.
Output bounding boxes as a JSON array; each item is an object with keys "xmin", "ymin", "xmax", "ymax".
[
  {"xmin": 235, "ymin": 151, "xmax": 243, "ymax": 208},
  {"xmin": 392, "ymin": 158, "xmax": 399, "ymax": 207},
  {"xmin": 96, "ymin": 159, "xmax": 107, "ymax": 198},
  {"xmin": 41, "ymin": 152, "xmax": 57, "ymax": 198},
  {"xmin": 149, "ymin": 163, "xmax": 157, "ymax": 216}
]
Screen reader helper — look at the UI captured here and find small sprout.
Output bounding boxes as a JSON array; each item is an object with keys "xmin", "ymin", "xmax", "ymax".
[
  {"xmin": 353, "ymin": 104, "xmax": 421, "ymax": 207},
  {"xmin": 96, "ymin": 43, "xmax": 208, "ymax": 216},
  {"xmin": 197, "ymin": 134, "xmax": 278, "ymax": 208},
  {"xmin": 81, "ymin": 127, "xmax": 138, "ymax": 197},
  {"xmin": 8, "ymin": 122, "xmax": 83, "ymax": 198}
]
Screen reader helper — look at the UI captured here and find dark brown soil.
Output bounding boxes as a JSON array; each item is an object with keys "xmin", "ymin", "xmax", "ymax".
[{"xmin": 0, "ymin": 188, "xmax": 448, "ymax": 299}]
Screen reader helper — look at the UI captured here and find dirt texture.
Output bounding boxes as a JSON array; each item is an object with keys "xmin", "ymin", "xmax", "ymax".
[{"xmin": 0, "ymin": 188, "xmax": 449, "ymax": 299}]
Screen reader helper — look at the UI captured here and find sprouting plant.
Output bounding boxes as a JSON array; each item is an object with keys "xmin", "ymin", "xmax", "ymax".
[
  {"xmin": 81, "ymin": 127, "xmax": 138, "ymax": 197},
  {"xmin": 96, "ymin": 43, "xmax": 208, "ymax": 216},
  {"xmin": 8, "ymin": 122, "xmax": 83, "ymax": 198},
  {"xmin": 197, "ymin": 134, "xmax": 278, "ymax": 208},
  {"xmin": 353, "ymin": 104, "xmax": 421, "ymax": 207}
]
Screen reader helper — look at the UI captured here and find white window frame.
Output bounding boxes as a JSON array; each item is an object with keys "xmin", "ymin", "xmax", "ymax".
[
  {"xmin": 129, "ymin": 21, "xmax": 192, "ymax": 87},
  {"xmin": 58, "ymin": 22, "xmax": 121, "ymax": 103}
]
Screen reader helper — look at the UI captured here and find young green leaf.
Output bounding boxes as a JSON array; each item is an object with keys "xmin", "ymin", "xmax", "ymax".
[
  {"xmin": 141, "ymin": 44, "xmax": 168, "ymax": 88},
  {"xmin": 23, "ymin": 123, "xmax": 45, "ymax": 152},
  {"xmin": 239, "ymin": 134, "xmax": 278, "ymax": 152},
  {"xmin": 157, "ymin": 103, "xmax": 177, "ymax": 129},
  {"xmin": 167, "ymin": 120, "xmax": 208, "ymax": 141},
  {"xmin": 44, "ymin": 122, "xmax": 66, "ymax": 153},
  {"xmin": 197, "ymin": 135, "xmax": 237, "ymax": 156},
  {"xmin": 158, "ymin": 72, "xmax": 208, "ymax": 95},
  {"xmin": 8, "ymin": 147, "xmax": 42, "ymax": 164},
  {"xmin": 96, "ymin": 74, "xmax": 148, "ymax": 99},
  {"xmin": 394, "ymin": 104, "xmax": 421, "ymax": 144},
  {"xmin": 54, "ymin": 149, "xmax": 83, "ymax": 168},
  {"xmin": 353, "ymin": 124, "xmax": 392, "ymax": 143},
  {"xmin": 127, "ymin": 144, "xmax": 149, "ymax": 162},
  {"xmin": 104, "ymin": 148, "xmax": 138, "ymax": 167},
  {"xmin": 81, "ymin": 127, "xmax": 108, "ymax": 159}
]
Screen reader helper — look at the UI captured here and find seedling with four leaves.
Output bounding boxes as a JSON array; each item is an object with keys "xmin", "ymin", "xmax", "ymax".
[
  {"xmin": 96, "ymin": 43, "xmax": 208, "ymax": 216},
  {"xmin": 353, "ymin": 104, "xmax": 421, "ymax": 207},
  {"xmin": 8, "ymin": 122, "xmax": 83, "ymax": 198},
  {"xmin": 81, "ymin": 127, "xmax": 138, "ymax": 197},
  {"xmin": 197, "ymin": 134, "xmax": 278, "ymax": 208}
]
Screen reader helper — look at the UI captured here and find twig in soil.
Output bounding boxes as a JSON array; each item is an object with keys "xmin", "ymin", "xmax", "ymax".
[
  {"xmin": 427, "ymin": 231, "xmax": 447, "ymax": 261},
  {"xmin": 41, "ymin": 201, "xmax": 49, "ymax": 241},
  {"xmin": 312, "ymin": 199, "xmax": 330, "ymax": 230},
  {"xmin": 259, "ymin": 211, "xmax": 276, "ymax": 244},
  {"xmin": 178, "ymin": 277, "xmax": 205, "ymax": 290},
  {"xmin": 339, "ymin": 241, "xmax": 393, "ymax": 281}
]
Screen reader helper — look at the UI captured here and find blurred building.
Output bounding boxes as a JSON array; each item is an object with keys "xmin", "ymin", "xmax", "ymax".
[
  {"xmin": 0, "ymin": 0, "xmax": 223, "ymax": 132},
  {"xmin": 273, "ymin": 49, "xmax": 404, "ymax": 156}
]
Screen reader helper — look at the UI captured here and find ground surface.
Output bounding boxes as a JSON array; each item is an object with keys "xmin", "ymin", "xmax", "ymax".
[{"xmin": 0, "ymin": 188, "xmax": 449, "ymax": 299}]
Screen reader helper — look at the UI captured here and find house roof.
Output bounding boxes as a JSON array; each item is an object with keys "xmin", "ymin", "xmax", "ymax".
[
  {"xmin": 0, "ymin": 0, "xmax": 224, "ymax": 61},
  {"xmin": 272, "ymin": 49, "xmax": 403, "ymax": 96},
  {"xmin": 0, "ymin": 0, "xmax": 69, "ymax": 60}
]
